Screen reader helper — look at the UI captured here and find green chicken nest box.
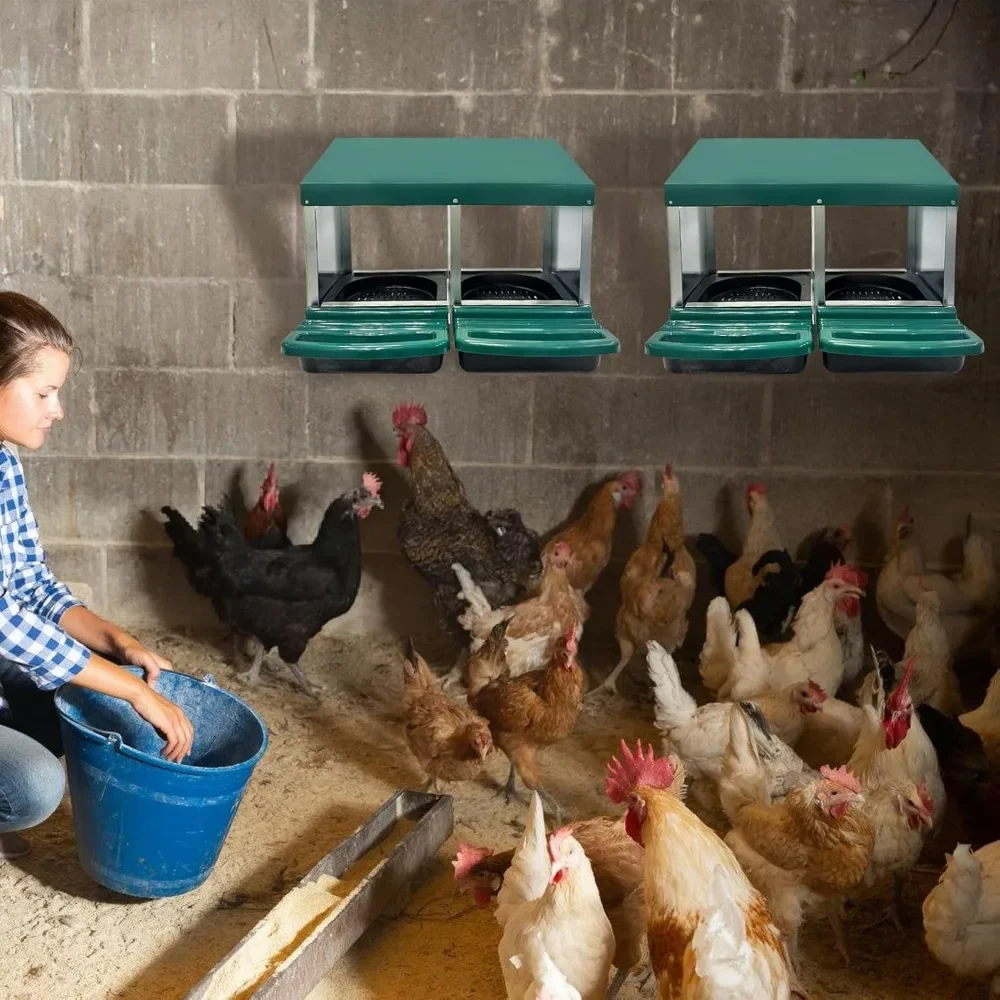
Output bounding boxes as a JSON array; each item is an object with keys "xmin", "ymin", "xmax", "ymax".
[
  {"xmin": 645, "ymin": 138, "xmax": 983, "ymax": 374},
  {"xmin": 281, "ymin": 138, "xmax": 619, "ymax": 374}
]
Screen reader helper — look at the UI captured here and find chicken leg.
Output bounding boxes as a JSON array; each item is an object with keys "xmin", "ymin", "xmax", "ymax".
[
  {"xmin": 606, "ymin": 967, "xmax": 629, "ymax": 999},
  {"xmin": 239, "ymin": 641, "xmax": 266, "ymax": 686},
  {"xmin": 588, "ymin": 636, "xmax": 635, "ymax": 699}
]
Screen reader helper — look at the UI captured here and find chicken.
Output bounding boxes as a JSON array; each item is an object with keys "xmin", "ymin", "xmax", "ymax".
[
  {"xmin": 241, "ymin": 462, "xmax": 289, "ymax": 549},
  {"xmin": 400, "ymin": 637, "xmax": 493, "ymax": 790},
  {"xmin": 470, "ymin": 629, "xmax": 584, "ymax": 818},
  {"xmin": 719, "ymin": 707, "xmax": 875, "ymax": 968},
  {"xmin": 160, "ymin": 472, "xmax": 383, "ymax": 694},
  {"xmin": 702, "ymin": 482, "xmax": 784, "ymax": 609},
  {"xmin": 647, "ymin": 641, "xmax": 817, "ymax": 822},
  {"xmin": 605, "ymin": 739, "xmax": 793, "ymax": 999},
  {"xmin": 510, "ymin": 932, "xmax": 582, "ymax": 1000},
  {"xmin": 454, "ymin": 813, "xmax": 648, "ymax": 994},
  {"xmin": 710, "ymin": 570, "xmax": 865, "ymax": 702},
  {"xmin": 393, "ymin": 402, "xmax": 542, "ymax": 644},
  {"xmin": 832, "ymin": 565, "xmax": 868, "ymax": 684},
  {"xmin": 922, "ymin": 840, "xmax": 1000, "ymax": 998},
  {"xmin": 732, "ymin": 526, "xmax": 853, "ymax": 648},
  {"xmin": 495, "ymin": 794, "xmax": 615, "ymax": 1000},
  {"xmin": 543, "ymin": 471, "xmax": 642, "ymax": 594},
  {"xmin": 849, "ymin": 659, "xmax": 947, "ymax": 830},
  {"xmin": 877, "ymin": 508, "xmax": 997, "ymax": 652},
  {"xmin": 595, "ymin": 466, "xmax": 696, "ymax": 698},
  {"xmin": 961, "ymin": 667, "xmax": 1000, "ymax": 769},
  {"xmin": 454, "ymin": 542, "xmax": 588, "ymax": 679},
  {"xmin": 904, "ymin": 590, "xmax": 963, "ymax": 714},
  {"xmin": 465, "ymin": 618, "xmax": 514, "ymax": 698},
  {"xmin": 844, "ymin": 678, "xmax": 935, "ymax": 926}
]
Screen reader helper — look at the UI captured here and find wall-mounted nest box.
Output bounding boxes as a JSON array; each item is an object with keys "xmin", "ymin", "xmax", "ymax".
[
  {"xmin": 281, "ymin": 137, "xmax": 619, "ymax": 373},
  {"xmin": 645, "ymin": 138, "xmax": 983, "ymax": 374}
]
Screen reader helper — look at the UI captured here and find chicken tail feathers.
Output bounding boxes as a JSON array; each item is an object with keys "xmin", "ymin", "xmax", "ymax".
[
  {"xmin": 696, "ymin": 533, "xmax": 737, "ymax": 595},
  {"xmin": 646, "ymin": 640, "xmax": 698, "ymax": 733},
  {"xmin": 719, "ymin": 703, "xmax": 770, "ymax": 822},
  {"xmin": 453, "ymin": 562, "xmax": 494, "ymax": 631}
]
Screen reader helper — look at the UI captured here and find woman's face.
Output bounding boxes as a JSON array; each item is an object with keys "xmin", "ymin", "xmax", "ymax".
[{"xmin": 0, "ymin": 347, "xmax": 71, "ymax": 450}]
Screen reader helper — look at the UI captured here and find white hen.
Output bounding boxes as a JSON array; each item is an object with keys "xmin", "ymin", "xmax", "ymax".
[
  {"xmin": 923, "ymin": 841, "xmax": 1000, "ymax": 997},
  {"xmin": 497, "ymin": 794, "xmax": 615, "ymax": 1000}
]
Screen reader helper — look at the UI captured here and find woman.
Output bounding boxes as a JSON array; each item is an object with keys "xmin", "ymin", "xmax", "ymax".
[{"xmin": 0, "ymin": 291, "xmax": 193, "ymax": 860}]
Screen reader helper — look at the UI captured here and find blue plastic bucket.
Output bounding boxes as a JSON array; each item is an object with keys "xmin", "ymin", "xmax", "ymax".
[{"xmin": 55, "ymin": 667, "xmax": 268, "ymax": 898}]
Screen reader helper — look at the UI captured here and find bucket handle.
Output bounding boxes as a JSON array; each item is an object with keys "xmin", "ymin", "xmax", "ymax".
[
  {"xmin": 202, "ymin": 673, "xmax": 217, "ymax": 688},
  {"xmin": 77, "ymin": 723, "xmax": 125, "ymax": 751}
]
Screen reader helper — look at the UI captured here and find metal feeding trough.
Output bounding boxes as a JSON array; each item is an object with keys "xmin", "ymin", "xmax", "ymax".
[
  {"xmin": 812, "ymin": 139, "xmax": 983, "ymax": 372},
  {"xmin": 446, "ymin": 138, "xmax": 619, "ymax": 372},
  {"xmin": 186, "ymin": 790, "xmax": 453, "ymax": 1000},
  {"xmin": 645, "ymin": 138, "xmax": 983, "ymax": 374}
]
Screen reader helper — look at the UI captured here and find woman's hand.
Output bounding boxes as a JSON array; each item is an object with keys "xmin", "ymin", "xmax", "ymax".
[
  {"xmin": 118, "ymin": 639, "xmax": 174, "ymax": 689},
  {"xmin": 129, "ymin": 683, "xmax": 194, "ymax": 763}
]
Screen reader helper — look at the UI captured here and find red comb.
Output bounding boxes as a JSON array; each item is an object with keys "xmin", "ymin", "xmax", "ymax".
[
  {"xmin": 897, "ymin": 505, "xmax": 914, "ymax": 524},
  {"xmin": 746, "ymin": 482, "xmax": 767, "ymax": 497},
  {"xmin": 552, "ymin": 541, "xmax": 572, "ymax": 559},
  {"xmin": 892, "ymin": 658, "xmax": 915, "ymax": 700},
  {"xmin": 452, "ymin": 843, "xmax": 494, "ymax": 881},
  {"xmin": 825, "ymin": 563, "xmax": 866, "ymax": 587},
  {"xmin": 392, "ymin": 402, "xmax": 427, "ymax": 431},
  {"xmin": 605, "ymin": 739, "xmax": 675, "ymax": 803},
  {"xmin": 362, "ymin": 471, "xmax": 382, "ymax": 497},
  {"xmin": 819, "ymin": 765, "xmax": 861, "ymax": 794},
  {"xmin": 806, "ymin": 680, "xmax": 828, "ymax": 702},
  {"xmin": 263, "ymin": 462, "xmax": 277, "ymax": 489}
]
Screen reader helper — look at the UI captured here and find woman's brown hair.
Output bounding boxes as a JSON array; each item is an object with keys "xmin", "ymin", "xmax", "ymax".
[{"xmin": 0, "ymin": 291, "xmax": 75, "ymax": 389}]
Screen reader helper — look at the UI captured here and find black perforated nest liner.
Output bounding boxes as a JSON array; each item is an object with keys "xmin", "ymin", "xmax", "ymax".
[
  {"xmin": 686, "ymin": 272, "xmax": 809, "ymax": 304},
  {"xmin": 825, "ymin": 272, "xmax": 925, "ymax": 301}
]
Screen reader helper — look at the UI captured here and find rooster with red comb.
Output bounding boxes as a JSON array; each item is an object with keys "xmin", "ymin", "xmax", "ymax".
[{"xmin": 392, "ymin": 401, "xmax": 542, "ymax": 658}]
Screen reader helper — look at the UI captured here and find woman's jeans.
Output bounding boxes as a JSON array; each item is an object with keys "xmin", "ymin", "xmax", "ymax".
[{"xmin": 0, "ymin": 659, "xmax": 66, "ymax": 834}]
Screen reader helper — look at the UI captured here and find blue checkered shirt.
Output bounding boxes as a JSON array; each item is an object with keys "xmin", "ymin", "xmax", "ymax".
[{"xmin": 0, "ymin": 444, "xmax": 90, "ymax": 716}]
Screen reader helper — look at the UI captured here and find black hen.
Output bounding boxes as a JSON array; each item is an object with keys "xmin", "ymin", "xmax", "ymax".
[
  {"xmin": 161, "ymin": 472, "xmax": 383, "ymax": 694},
  {"xmin": 739, "ymin": 549, "xmax": 802, "ymax": 643},
  {"xmin": 917, "ymin": 703, "xmax": 1000, "ymax": 849}
]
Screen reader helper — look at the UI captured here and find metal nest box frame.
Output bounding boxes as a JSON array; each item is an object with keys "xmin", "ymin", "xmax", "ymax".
[
  {"xmin": 282, "ymin": 137, "xmax": 619, "ymax": 373},
  {"xmin": 645, "ymin": 138, "xmax": 983, "ymax": 374}
]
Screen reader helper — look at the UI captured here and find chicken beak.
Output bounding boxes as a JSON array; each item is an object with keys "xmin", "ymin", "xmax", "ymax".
[{"xmin": 367, "ymin": 494, "xmax": 385, "ymax": 510}]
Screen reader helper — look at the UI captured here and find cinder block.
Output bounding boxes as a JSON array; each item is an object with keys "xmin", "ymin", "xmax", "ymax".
[
  {"xmin": 34, "ymin": 369, "xmax": 92, "ymax": 457},
  {"xmin": 0, "ymin": 0, "xmax": 80, "ymax": 88},
  {"xmin": 532, "ymin": 377, "xmax": 767, "ymax": 468},
  {"xmin": 11, "ymin": 94, "xmax": 226, "ymax": 183},
  {"xmin": 83, "ymin": 95, "xmax": 229, "ymax": 185},
  {"xmin": 590, "ymin": 274, "xmax": 667, "ymax": 376},
  {"xmin": 235, "ymin": 94, "xmax": 461, "ymax": 185},
  {"xmin": 790, "ymin": 0, "xmax": 998, "ymax": 90},
  {"xmin": 95, "ymin": 371, "xmax": 308, "ymax": 459},
  {"xmin": 41, "ymin": 545, "xmax": 105, "ymax": 614},
  {"xmin": 91, "ymin": 279, "xmax": 233, "ymax": 368},
  {"xmin": 81, "ymin": 188, "xmax": 238, "ymax": 278},
  {"xmin": 89, "ymin": 0, "xmax": 309, "ymax": 90},
  {"xmin": 593, "ymin": 189, "xmax": 667, "ymax": 291},
  {"xmin": 0, "ymin": 274, "xmax": 93, "ymax": 343},
  {"xmin": 825, "ymin": 206, "xmax": 908, "ymax": 270},
  {"xmin": 229, "ymin": 186, "xmax": 300, "ymax": 279},
  {"xmin": 204, "ymin": 459, "xmax": 400, "ymax": 555},
  {"xmin": 626, "ymin": 0, "xmax": 785, "ymax": 90},
  {"xmin": 544, "ymin": 0, "xmax": 627, "ymax": 90},
  {"xmin": 770, "ymin": 380, "xmax": 1000, "ymax": 472},
  {"xmin": 949, "ymin": 92, "xmax": 1000, "ymax": 186},
  {"xmin": 8, "ymin": 95, "xmax": 84, "ymax": 182},
  {"xmin": 21, "ymin": 457, "xmax": 202, "ymax": 544},
  {"xmin": 233, "ymin": 279, "xmax": 303, "ymax": 369},
  {"xmin": 106, "ymin": 545, "xmax": 219, "ymax": 629},
  {"xmin": 956, "ymin": 192, "xmax": 1000, "ymax": 375},
  {"xmin": 0, "ymin": 185, "xmax": 84, "ymax": 277},
  {"xmin": 306, "ymin": 374, "xmax": 533, "ymax": 465},
  {"xmin": 712, "ymin": 206, "xmax": 813, "ymax": 271},
  {"xmin": 350, "ymin": 205, "xmax": 448, "ymax": 271},
  {"xmin": 313, "ymin": 0, "xmax": 537, "ymax": 91}
]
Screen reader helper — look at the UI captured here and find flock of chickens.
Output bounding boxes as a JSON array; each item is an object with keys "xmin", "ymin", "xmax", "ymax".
[{"xmin": 158, "ymin": 403, "xmax": 1000, "ymax": 1000}]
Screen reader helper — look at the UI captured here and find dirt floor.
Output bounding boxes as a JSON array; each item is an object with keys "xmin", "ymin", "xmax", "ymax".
[{"xmin": 1, "ymin": 629, "xmax": 976, "ymax": 1000}]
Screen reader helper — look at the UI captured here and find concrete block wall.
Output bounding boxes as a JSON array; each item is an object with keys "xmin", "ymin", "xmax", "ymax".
[{"xmin": 1, "ymin": 0, "xmax": 998, "ymax": 649}]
